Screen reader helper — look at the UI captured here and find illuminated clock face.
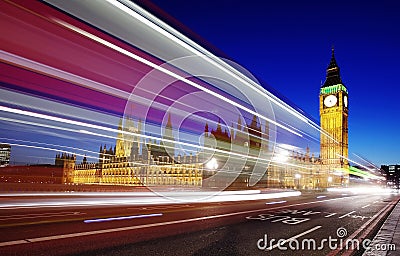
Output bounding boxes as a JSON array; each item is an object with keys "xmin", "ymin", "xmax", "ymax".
[
  {"xmin": 324, "ymin": 95, "xmax": 337, "ymax": 108},
  {"xmin": 344, "ymin": 95, "xmax": 348, "ymax": 108}
]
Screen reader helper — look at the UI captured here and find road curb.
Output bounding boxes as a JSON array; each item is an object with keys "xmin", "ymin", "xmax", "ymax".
[{"xmin": 327, "ymin": 196, "xmax": 400, "ymax": 256}]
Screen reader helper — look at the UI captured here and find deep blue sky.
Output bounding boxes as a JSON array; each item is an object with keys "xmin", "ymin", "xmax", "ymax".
[{"xmin": 148, "ymin": 0, "xmax": 400, "ymax": 166}]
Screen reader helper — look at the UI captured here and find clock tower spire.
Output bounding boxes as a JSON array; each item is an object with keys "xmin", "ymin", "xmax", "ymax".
[
  {"xmin": 323, "ymin": 46, "xmax": 343, "ymax": 87},
  {"xmin": 319, "ymin": 47, "xmax": 349, "ymax": 187}
]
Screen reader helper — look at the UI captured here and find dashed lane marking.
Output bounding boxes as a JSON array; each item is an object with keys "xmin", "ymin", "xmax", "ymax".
[{"xmin": 338, "ymin": 211, "xmax": 356, "ymax": 219}]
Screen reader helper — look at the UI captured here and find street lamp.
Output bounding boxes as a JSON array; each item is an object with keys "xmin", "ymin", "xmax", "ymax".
[
  {"xmin": 205, "ymin": 157, "xmax": 218, "ymax": 187},
  {"xmin": 206, "ymin": 157, "xmax": 218, "ymax": 170},
  {"xmin": 295, "ymin": 173, "xmax": 301, "ymax": 189}
]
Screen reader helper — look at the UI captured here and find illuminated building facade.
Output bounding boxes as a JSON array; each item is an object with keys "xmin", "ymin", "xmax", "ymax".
[
  {"xmin": 202, "ymin": 116, "xmax": 268, "ymax": 188},
  {"xmin": 267, "ymin": 148, "xmax": 323, "ymax": 190},
  {"xmin": 59, "ymin": 49, "xmax": 351, "ymax": 190},
  {"xmin": 62, "ymin": 116, "xmax": 203, "ymax": 187},
  {"xmin": 319, "ymin": 47, "xmax": 349, "ymax": 186},
  {"xmin": 0, "ymin": 144, "xmax": 11, "ymax": 167},
  {"xmin": 60, "ymin": 113, "xmax": 328, "ymax": 189},
  {"xmin": 382, "ymin": 165, "xmax": 400, "ymax": 188}
]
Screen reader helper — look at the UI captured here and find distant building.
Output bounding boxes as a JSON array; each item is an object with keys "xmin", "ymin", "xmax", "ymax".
[
  {"xmin": 382, "ymin": 164, "xmax": 400, "ymax": 188},
  {"xmin": 0, "ymin": 164, "xmax": 63, "ymax": 184},
  {"xmin": 55, "ymin": 153, "xmax": 76, "ymax": 184},
  {"xmin": 0, "ymin": 144, "xmax": 11, "ymax": 167}
]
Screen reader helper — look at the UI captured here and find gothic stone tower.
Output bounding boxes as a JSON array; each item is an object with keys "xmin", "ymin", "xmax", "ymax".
[{"xmin": 320, "ymin": 47, "xmax": 349, "ymax": 186}]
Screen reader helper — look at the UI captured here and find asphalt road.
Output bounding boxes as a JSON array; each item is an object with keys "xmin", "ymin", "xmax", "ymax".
[{"xmin": 0, "ymin": 190, "xmax": 398, "ymax": 256}]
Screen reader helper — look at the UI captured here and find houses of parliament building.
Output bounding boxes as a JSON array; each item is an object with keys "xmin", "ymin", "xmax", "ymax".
[{"xmin": 59, "ymin": 49, "xmax": 349, "ymax": 190}]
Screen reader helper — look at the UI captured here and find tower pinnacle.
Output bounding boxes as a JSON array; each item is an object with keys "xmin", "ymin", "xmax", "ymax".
[{"xmin": 322, "ymin": 47, "xmax": 343, "ymax": 87}]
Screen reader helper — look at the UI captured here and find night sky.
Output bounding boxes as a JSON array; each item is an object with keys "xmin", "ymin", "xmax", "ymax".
[{"xmin": 147, "ymin": 0, "xmax": 400, "ymax": 166}]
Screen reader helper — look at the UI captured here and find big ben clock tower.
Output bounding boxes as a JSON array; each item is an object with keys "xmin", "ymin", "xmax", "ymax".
[{"xmin": 320, "ymin": 47, "xmax": 349, "ymax": 186}]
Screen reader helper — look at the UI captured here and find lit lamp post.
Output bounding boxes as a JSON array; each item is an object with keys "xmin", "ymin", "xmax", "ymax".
[
  {"xmin": 272, "ymin": 149, "xmax": 289, "ymax": 189},
  {"xmin": 327, "ymin": 176, "xmax": 333, "ymax": 188},
  {"xmin": 295, "ymin": 173, "xmax": 301, "ymax": 189},
  {"xmin": 206, "ymin": 157, "xmax": 218, "ymax": 170},
  {"xmin": 206, "ymin": 157, "xmax": 218, "ymax": 187}
]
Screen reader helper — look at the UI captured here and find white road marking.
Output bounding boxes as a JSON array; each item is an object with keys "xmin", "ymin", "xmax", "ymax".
[
  {"xmin": 361, "ymin": 204, "xmax": 370, "ymax": 209},
  {"xmin": 0, "ymin": 240, "xmax": 30, "ymax": 246},
  {"xmin": 338, "ymin": 211, "xmax": 356, "ymax": 219},
  {"xmin": 266, "ymin": 226, "xmax": 322, "ymax": 250},
  {"xmin": 324, "ymin": 213, "xmax": 337, "ymax": 218},
  {"xmin": 0, "ymin": 196, "xmax": 359, "ymax": 247},
  {"xmin": 265, "ymin": 201, "xmax": 287, "ymax": 205},
  {"xmin": 84, "ymin": 213, "xmax": 163, "ymax": 223}
]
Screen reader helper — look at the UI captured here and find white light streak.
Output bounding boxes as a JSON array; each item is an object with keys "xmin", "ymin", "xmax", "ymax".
[
  {"xmin": 327, "ymin": 187, "xmax": 392, "ymax": 195},
  {"xmin": 336, "ymin": 153, "xmax": 375, "ymax": 172},
  {"xmin": 0, "ymin": 106, "xmax": 276, "ymax": 167},
  {"xmin": 265, "ymin": 200, "xmax": 287, "ymax": 205},
  {"xmin": 84, "ymin": 213, "xmax": 163, "ymax": 223},
  {"xmin": 112, "ymin": 0, "xmax": 339, "ymax": 145},
  {"xmin": 0, "ymin": 191, "xmax": 301, "ymax": 209},
  {"xmin": 108, "ymin": 0, "xmax": 319, "ymax": 129},
  {"xmin": 0, "ymin": 50, "xmax": 129, "ymax": 100},
  {"xmin": 0, "ymin": 137, "xmax": 101, "ymax": 156},
  {"xmin": 3, "ymin": 142, "xmax": 94, "ymax": 159},
  {"xmin": 352, "ymin": 153, "xmax": 381, "ymax": 171},
  {"xmin": 52, "ymin": 18, "xmax": 302, "ymax": 138}
]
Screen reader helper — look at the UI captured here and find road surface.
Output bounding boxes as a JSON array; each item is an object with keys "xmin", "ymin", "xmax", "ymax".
[{"xmin": 0, "ymin": 189, "xmax": 398, "ymax": 255}]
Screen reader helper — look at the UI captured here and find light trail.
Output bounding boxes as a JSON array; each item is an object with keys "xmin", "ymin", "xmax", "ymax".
[
  {"xmin": 0, "ymin": 87, "xmax": 118, "ymax": 129},
  {"xmin": 0, "ymin": 138, "xmax": 104, "ymax": 157},
  {"xmin": 1, "ymin": 50, "xmax": 285, "ymax": 153},
  {"xmin": 0, "ymin": 50, "xmax": 129, "ymax": 100},
  {"xmin": 337, "ymin": 153, "xmax": 382, "ymax": 175},
  {"xmin": 109, "ymin": 0, "xmax": 337, "ymax": 144},
  {"xmin": 52, "ymin": 18, "xmax": 303, "ymax": 138},
  {"xmin": 1, "ymin": 105, "xmax": 315, "ymax": 170},
  {"xmin": 327, "ymin": 187, "xmax": 393, "ymax": 195},
  {"xmin": 2, "ymin": 143, "xmax": 95, "ymax": 160},
  {"xmin": 0, "ymin": 115, "xmax": 272, "ymax": 172},
  {"xmin": 0, "ymin": 116, "xmax": 116, "ymax": 144},
  {"xmin": 352, "ymin": 153, "xmax": 381, "ymax": 171},
  {"xmin": 0, "ymin": 54, "xmax": 275, "ymax": 159},
  {"xmin": 0, "ymin": 191, "xmax": 302, "ymax": 209},
  {"xmin": 109, "ymin": 0, "xmax": 321, "ymax": 131},
  {"xmin": 1, "ymin": 1, "xmax": 335, "ymax": 177},
  {"xmin": 0, "ymin": 195, "xmax": 368, "ymax": 248}
]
